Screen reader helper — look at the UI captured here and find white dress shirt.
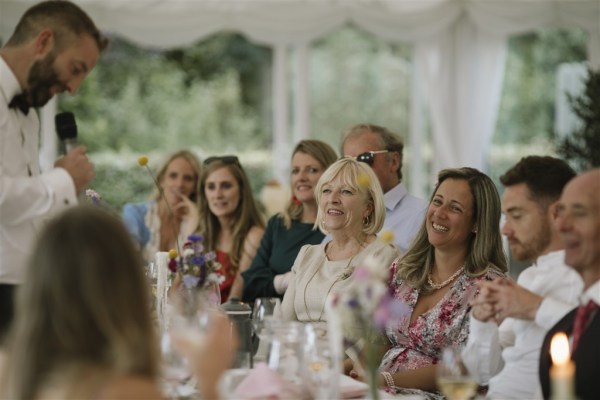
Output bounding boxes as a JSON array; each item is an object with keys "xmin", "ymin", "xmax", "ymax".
[
  {"xmin": 0, "ymin": 56, "xmax": 77, "ymax": 284},
  {"xmin": 462, "ymin": 250, "xmax": 584, "ymax": 399}
]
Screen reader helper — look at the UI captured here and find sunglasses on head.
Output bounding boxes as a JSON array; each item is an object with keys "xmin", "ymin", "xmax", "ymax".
[
  {"xmin": 354, "ymin": 150, "xmax": 389, "ymax": 166},
  {"xmin": 203, "ymin": 155, "xmax": 239, "ymax": 166}
]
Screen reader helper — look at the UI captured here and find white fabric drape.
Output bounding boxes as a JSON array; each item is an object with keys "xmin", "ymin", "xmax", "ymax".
[
  {"xmin": 416, "ymin": 16, "xmax": 508, "ymax": 176},
  {"xmin": 2, "ymin": 0, "xmax": 598, "ymax": 177},
  {"xmin": 272, "ymin": 44, "xmax": 290, "ymax": 185}
]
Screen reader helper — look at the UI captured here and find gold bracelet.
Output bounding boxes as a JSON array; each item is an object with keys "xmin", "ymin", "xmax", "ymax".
[{"xmin": 381, "ymin": 371, "xmax": 394, "ymax": 388}]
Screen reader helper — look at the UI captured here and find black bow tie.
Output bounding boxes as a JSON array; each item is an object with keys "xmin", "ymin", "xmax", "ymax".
[{"xmin": 8, "ymin": 93, "xmax": 30, "ymax": 115}]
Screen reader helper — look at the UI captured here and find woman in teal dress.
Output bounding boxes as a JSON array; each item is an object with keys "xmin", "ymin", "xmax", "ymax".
[{"xmin": 242, "ymin": 140, "xmax": 337, "ymax": 303}]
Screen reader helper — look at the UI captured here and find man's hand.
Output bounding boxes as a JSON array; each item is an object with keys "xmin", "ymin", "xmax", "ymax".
[
  {"xmin": 471, "ymin": 278, "xmax": 543, "ymax": 323},
  {"xmin": 54, "ymin": 146, "xmax": 94, "ymax": 194}
]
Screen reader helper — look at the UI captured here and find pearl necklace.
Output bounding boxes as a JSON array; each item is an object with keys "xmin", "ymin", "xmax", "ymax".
[{"xmin": 427, "ymin": 264, "xmax": 465, "ymax": 290}]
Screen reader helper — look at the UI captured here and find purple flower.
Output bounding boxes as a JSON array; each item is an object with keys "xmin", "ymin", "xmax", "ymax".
[
  {"xmin": 188, "ymin": 234, "xmax": 204, "ymax": 242},
  {"xmin": 192, "ymin": 255, "xmax": 206, "ymax": 266},
  {"xmin": 353, "ymin": 266, "xmax": 370, "ymax": 281},
  {"xmin": 182, "ymin": 274, "xmax": 200, "ymax": 289},
  {"xmin": 372, "ymin": 295, "xmax": 411, "ymax": 329}
]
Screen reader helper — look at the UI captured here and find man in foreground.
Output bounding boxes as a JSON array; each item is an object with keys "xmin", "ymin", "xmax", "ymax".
[{"xmin": 539, "ymin": 168, "xmax": 600, "ymax": 400}]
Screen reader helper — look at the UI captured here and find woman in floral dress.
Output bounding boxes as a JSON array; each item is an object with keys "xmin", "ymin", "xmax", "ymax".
[{"xmin": 351, "ymin": 167, "xmax": 508, "ymax": 399}]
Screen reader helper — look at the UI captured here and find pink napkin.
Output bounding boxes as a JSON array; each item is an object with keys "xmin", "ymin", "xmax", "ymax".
[
  {"xmin": 233, "ymin": 362, "xmax": 303, "ymax": 399},
  {"xmin": 338, "ymin": 374, "xmax": 369, "ymax": 399}
]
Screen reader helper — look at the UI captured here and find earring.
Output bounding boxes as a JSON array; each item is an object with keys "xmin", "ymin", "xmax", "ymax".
[{"xmin": 363, "ymin": 215, "xmax": 370, "ymax": 226}]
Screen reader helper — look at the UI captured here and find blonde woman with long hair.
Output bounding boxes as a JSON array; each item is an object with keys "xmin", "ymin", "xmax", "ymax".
[{"xmin": 122, "ymin": 150, "xmax": 202, "ymax": 263}]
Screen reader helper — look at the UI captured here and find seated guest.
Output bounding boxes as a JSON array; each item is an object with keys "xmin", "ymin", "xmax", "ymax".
[
  {"xmin": 198, "ymin": 156, "xmax": 265, "ymax": 302},
  {"xmin": 280, "ymin": 158, "xmax": 400, "ymax": 335},
  {"xmin": 341, "ymin": 124, "xmax": 427, "ymax": 252},
  {"xmin": 350, "ymin": 167, "xmax": 507, "ymax": 400},
  {"xmin": 0, "ymin": 207, "xmax": 235, "ymax": 399},
  {"xmin": 463, "ymin": 156, "xmax": 582, "ymax": 399},
  {"xmin": 242, "ymin": 140, "xmax": 337, "ymax": 303},
  {"xmin": 123, "ymin": 150, "xmax": 202, "ymax": 263},
  {"xmin": 539, "ymin": 169, "xmax": 600, "ymax": 400}
]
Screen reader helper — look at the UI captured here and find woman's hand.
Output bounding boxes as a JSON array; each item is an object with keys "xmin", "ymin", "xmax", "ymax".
[
  {"xmin": 172, "ymin": 192, "xmax": 200, "ymax": 236},
  {"xmin": 172, "ymin": 312, "xmax": 238, "ymax": 399}
]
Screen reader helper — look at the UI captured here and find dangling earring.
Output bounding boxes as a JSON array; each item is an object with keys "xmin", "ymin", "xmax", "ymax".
[{"xmin": 363, "ymin": 215, "xmax": 370, "ymax": 226}]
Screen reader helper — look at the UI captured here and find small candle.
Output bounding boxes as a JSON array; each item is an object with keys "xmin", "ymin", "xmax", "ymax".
[{"xmin": 550, "ymin": 332, "xmax": 575, "ymax": 400}]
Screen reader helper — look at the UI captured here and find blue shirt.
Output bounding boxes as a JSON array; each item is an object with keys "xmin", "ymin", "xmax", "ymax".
[{"xmin": 382, "ymin": 182, "xmax": 427, "ymax": 253}]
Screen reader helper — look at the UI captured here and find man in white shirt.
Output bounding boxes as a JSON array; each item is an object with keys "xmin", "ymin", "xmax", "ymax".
[
  {"xmin": 463, "ymin": 156, "xmax": 583, "ymax": 399},
  {"xmin": 0, "ymin": 1, "xmax": 107, "ymax": 342},
  {"xmin": 340, "ymin": 124, "xmax": 426, "ymax": 253}
]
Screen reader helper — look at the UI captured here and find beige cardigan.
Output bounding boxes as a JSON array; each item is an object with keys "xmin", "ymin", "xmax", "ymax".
[{"xmin": 280, "ymin": 239, "xmax": 400, "ymax": 336}]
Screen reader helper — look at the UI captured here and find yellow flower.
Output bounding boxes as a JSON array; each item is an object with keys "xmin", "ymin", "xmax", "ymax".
[
  {"xmin": 137, "ymin": 155, "xmax": 149, "ymax": 167},
  {"xmin": 357, "ymin": 172, "xmax": 371, "ymax": 189},
  {"xmin": 168, "ymin": 249, "xmax": 178, "ymax": 259},
  {"xmin": 380, "ymin": 230, "xmax": 395, "ymax": 244}
]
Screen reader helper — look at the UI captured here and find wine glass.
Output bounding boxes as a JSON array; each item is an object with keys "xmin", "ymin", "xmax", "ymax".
[
  {"xmin": 160, "ymin": 289, "xmax": 213, "ymax": 397},
  {"xmin": 436, "ymin": 346, "xmax": 478, "ymax": 400},
  {"xmin": 252, "ymin": 297, "xmax": 281, "ymax": 338},
  {"xmin": 252, "ymin": 297, "xmax": 281, "ymax": 362}
]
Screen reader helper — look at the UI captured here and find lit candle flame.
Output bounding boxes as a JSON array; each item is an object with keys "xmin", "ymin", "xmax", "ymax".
[{"xmin": 550, "ymin": 332, "xmax": 570, "ymax": 366}]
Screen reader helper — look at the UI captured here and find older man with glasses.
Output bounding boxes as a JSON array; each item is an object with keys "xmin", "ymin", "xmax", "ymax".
[{"xmin": 340, "ymin": 124, "xmax": 426, "ymax": 252}]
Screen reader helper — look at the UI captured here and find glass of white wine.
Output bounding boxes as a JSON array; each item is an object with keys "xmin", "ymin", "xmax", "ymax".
[{"xmin": 436, "ymin": 346, "xmax": 478, "ymax": 400}]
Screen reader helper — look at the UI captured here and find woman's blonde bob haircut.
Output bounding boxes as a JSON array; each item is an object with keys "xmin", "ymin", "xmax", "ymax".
[{"xmin": 314, "ymin": 157, "xmax": 385, "ymax": 236}]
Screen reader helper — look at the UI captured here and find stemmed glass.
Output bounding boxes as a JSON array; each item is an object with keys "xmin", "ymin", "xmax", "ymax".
[
  {"xmin": 252, "ymin": 297, "xmax": 281, "ymax": 338},
  {"xmin": 252, "ymin": 297, "xmax": 281, "ymax": 362},
  {"xmin": 436, "ymin": 346, "xmax": 478, "ymax": 400},
  {"xmin": 160, "ymin": 289, "xmax": 214, "ymax": 397}
]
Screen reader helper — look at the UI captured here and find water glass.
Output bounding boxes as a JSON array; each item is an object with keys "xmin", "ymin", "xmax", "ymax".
[
  {"xmin": 265, "ymin": 319, "xmax": 305, "ymax": 386},
  {"xmin": 303, "ymin": 323, "xmax": 340, "ymax": 399}
]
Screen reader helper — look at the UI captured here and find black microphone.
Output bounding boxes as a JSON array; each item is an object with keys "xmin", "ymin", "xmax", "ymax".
[{"xmin": 55, "ymin": 111, "xmax": 78, "ymax": 153}]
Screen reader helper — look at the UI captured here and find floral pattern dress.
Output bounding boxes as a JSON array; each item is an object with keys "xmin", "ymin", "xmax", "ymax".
[{"xmin": 380, "ymin": 261, "xmax": 504, "ymax": 399}]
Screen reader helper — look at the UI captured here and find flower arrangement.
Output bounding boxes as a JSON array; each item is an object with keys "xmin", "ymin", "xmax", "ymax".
[
  {"xmin": 330, "ymin": 229, "xmax": 410, "ymax": 398},
  {"xmin": 167, "ymin": 234, "xmax": 224, "ymax": 291}
]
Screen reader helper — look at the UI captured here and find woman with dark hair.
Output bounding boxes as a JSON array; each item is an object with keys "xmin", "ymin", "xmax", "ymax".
[
  {"xmin": 242, "ymin": 140, "xmax": 337, "ymax": 303},
  {"xmin": 122, "ymin": 150, "xmax": 202, "ymax": 263},
  {"xmin": 349, "ymin": 167, "xmax": 508, "ymax": 399},
  {"xmin": 0, "ymin": 206, "xmax": 235, "ymax": 399},
  {"xmin": 198, "ymin": 156, "xmax": 265, "ymax": 302}
]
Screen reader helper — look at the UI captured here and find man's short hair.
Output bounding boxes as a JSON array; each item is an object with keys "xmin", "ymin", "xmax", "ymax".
[
  {"xmin": 6, "ymin": 0, "xmax": 108, "ymax": 52},
  {"xmin": 500, "ymin": 156, "xmax": 576, "ymax": 207},
  {"xmin": 342, "ymin": 123, "xmax": 404, "ymax": 180}
]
